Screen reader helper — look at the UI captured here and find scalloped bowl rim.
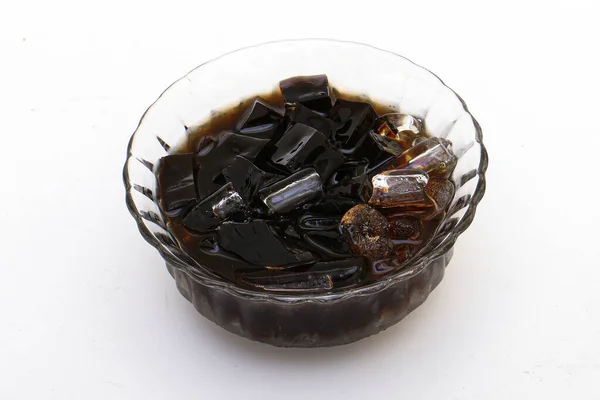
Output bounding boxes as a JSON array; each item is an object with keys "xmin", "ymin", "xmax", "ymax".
[{"xmin": 123, "ymin": 39, "xmax": 488, "ymax": 304}]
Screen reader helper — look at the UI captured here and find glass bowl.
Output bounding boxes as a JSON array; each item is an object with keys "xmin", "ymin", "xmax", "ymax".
[{"xmin": 123, "ymin": 39, "xmax": 488, "ymax": 347}]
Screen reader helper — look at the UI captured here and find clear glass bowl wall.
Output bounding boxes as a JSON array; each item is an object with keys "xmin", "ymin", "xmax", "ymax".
[{"xmin": 123, "ymin": 40, "xmax": 487, "ymax": 347}]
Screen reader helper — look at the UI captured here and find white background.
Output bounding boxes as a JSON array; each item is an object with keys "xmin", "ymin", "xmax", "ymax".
[{"xmin": 1, "ymin": 1, "xmax": 599, "ymax": 399}]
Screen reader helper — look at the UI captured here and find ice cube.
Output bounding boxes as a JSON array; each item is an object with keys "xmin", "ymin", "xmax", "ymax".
[
  {"xmin": 279, "ymin": 74, "xmax": 335, "ymax": 113},
  {"xmin": 405, "ymin": 138, "xmax": 456, "ymax": 175},
  {"xmin": 413, "ymin": 136, "xmax": 428, "ymax": 146},
  {"xmin": 285, "ymin": 102, "xmax": 335, "ymax": 137},
  {"xmin": 387, "ymin": 215, "xmax": 422, "ymax": 242},
  {"xmin": 212, "ymin": 189, "xmax": 247, "ymax": 219},
  {"xmin": 222, "ymin": 156, "xmax": 282, "ymax": 202},
  {"xmin": 240, "ymin": 258, "xmax": 366, "ymax": 292},
  {"xmin": 369, "ymin": 169, "xmax": 430, "ymax": 208},
  {"xmin": 375, "ymin": 120, "xmax": 399, "ymax": 140},
  {"xmin": 374, "ymin": 114, "xmax": 423, "ymax": 150},
  {"xmin": 271, "ymin": 123, "xmax": 327, "ymax": 172},
  {"xmin": 380, "ymin": 113, "xmax": 422, "ymax": 136},
  {"xmin": 195, "ymin": 132, "xmax": 270, "ymax": 199},
  {"xmin": 182, "ymin": 182, "xmax": 248, "ymax": 232},
  {"xmin": 242, "ymin": 272, "xmax": 334, "ymax": 292},
  {"xmin": 156, "ymin": 153, "xmax": 197, "ymax": 215},
  {"xmin": 259, "ymin": 168, "xmax": 323, "ymax": 214},
  {"xmin": 373, "ymin": 137, "xmax": 457, "ymax": 177},
  {"xmin": 392, "ymin": 244, "xmax": 415, "ymax": 265},
  {"xmin": 340, "ymin": 204, "xmax": 393, "ymax": 259},
  {"xmin": 329, "ymin": 99, "xmax": 378, "ymax": 148},
  {"xmin": 236, "ymin": 98, "xmax": 283, "ymax": 139},
  {"xmin": 424, "ymin": 178, "xmax": 455, "ymax": 214},
  {"xmin": 217, "ymin": 220, "xmax": 315, "ymax": 266}
]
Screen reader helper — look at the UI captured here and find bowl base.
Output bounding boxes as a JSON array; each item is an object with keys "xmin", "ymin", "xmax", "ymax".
[{"xmin": 165, "ymin": 248, "xmax": 452, "ymax": 348}]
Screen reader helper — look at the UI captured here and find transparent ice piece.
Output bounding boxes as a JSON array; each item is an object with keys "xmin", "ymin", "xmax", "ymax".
[
  {"xmin": 259, "ymin": 168, "xmax": 323, "ymax": 213},
  {"xmin": 240, "ymin": 258, "xmax": 366, "ymax": 292},
  {"xmin": 376, "ymin": 137, "xmax": 457, "ymax": 176},
  {"xmin": 369, "ymin": 169, "xmax": 430, "ymax": 208},
  {"xmin": 424, "ymin": 178, "xmax": 455, "ymax": 214},
  {"xmin": 374, "ymin": 113, "xmax": 424, "ymax": 150},
  {"xmin": 183, "ymin": 182, "xmax": 248, "ymax": 232},
  {"xmin": 387, "ymin": 215, "xmax": 422, "ymax": 242},
  {"xmin": 380, "ymin": 113, "xmax": 422, "ymax": 135},
  {"xmin": 340, "ymin": 204, "xmax": 393, "ymax": 259}
]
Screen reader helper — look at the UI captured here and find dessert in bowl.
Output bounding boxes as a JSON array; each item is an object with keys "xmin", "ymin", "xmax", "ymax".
[{"xmin": 123, "ymin": 39, "xmax": 487, "ymax": 347}]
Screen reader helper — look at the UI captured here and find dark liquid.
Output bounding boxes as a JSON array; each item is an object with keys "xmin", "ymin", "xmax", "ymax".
[{"xmin": 157, "ymin": 78, "xmax": 454, "ymax": 293}]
